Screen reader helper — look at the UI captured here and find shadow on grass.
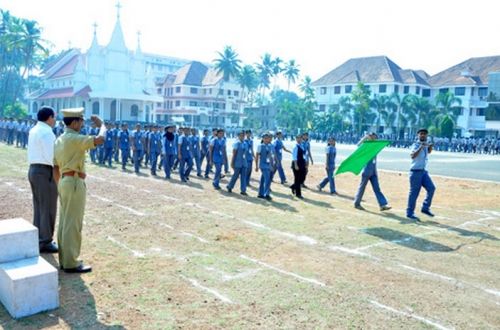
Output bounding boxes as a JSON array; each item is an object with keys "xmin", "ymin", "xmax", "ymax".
[
  {"xmin": 363, "ymin": 227, "xmax": 455, "ymax": 252},
  {"xmin": 420, "ymin": 220, "xmax": 499, "ymax": 242},
  {"xmin": 0, "ymin": 254, "xmax": 124, "ymax": 329},
  {"xmin": 358, "ymin": 208, "xmax": 415, "ymax": 224}
]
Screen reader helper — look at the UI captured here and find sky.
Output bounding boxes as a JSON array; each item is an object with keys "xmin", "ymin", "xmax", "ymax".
[{"xmin": 2, "ymin": 0, "xmax": 500, "ymax": 83}]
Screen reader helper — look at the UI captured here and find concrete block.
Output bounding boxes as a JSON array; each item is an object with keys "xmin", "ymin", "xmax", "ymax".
[
  {"xmin": 0, "ymin": 256, "xmax": 59, "ymax": 318},
  {"xmin": 0, "ymin": 218, "xmax": 38, "ymax": 264}
]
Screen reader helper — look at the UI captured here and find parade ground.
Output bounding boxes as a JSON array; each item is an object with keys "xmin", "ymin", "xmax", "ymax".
[{"xmin": 0, "ymin": 143, "xmax": 499, "ymax": 329}]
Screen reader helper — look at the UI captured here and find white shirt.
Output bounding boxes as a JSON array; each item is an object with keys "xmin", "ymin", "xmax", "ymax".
[{"xmin": 27, "ymin": 121, "xmax": 56, "ymax": 166}]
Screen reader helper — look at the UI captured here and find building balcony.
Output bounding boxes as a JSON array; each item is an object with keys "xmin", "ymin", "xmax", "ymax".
[{"xmin": 469, "ymin": 98, "xmax": 488, "ymax": 108}]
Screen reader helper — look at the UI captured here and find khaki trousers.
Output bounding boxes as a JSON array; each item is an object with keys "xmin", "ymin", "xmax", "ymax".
[{"xmin": 57, "ymin": 176, "xmax": 86, "ymax": 269}]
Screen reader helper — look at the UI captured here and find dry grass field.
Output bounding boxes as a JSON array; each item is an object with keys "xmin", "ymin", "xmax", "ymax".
[{"xmin": 0, "ymin": 143, "xmax": 499, "ymax": 329}]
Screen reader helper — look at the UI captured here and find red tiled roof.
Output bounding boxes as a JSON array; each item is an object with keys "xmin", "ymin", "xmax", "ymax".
[
  {"xmin": 75, "ymin": 85, "xmax": 91, "ymax": 98},
  {"xmin": 49, "ymin": 55, "xmax": 79, "ymax": 79},
  {"xmin": 36, "ymin": 88, "xmax": 74, "ymax": 100}
]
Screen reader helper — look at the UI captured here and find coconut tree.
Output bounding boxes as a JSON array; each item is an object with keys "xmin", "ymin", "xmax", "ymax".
[
  {"xmin": 370, "ymin": 94, "xmax": 391, "ymax": 133},
  {"xmin": 351, "ymin": 82, "xmax": 372, "ymax": 134},
  {"xmin": 338, "ymin": 95, "xmax": 353, "ymax": 132},
  {"xmin": 255, "ymin": 53, "xmax": 273, "ymax": 99},
  {"xmin": 435, "ymin": 91, "xmax": 462, "ymax": 124},
  {"xmin": 271, "ymin": 56, "xmax": 283, "ymax": 89},
  {"xmin": 213, "ymin": 45, "xmax": 242, "ymax": 125},
  {"xmin": 236, "ymin": 64, "xmax": 258, "ymax": 126},
  {"xmin": 283, "ymin": 59, "xmax": 300, "ymax": 92}
]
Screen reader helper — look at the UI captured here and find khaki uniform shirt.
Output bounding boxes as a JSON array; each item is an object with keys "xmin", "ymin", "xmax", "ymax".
[{"xmin": 54, "ymin": 128, "xmax": 96, "ymax": 174}]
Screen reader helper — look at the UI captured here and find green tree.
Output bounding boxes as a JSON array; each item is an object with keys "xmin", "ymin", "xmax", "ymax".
[
  {"xmin": 370, "ymin": 94, "xmax": 390, "ymax": 133},
  {"xmin": 283, "ymin": 59, "xmax": 300, "ymax": 92},
  {"xmin": 213, "ymin": 45, "xmax": 242, "ymax": 125},
  {"xmin": 440, "ymin": 115, "xmax": 454, "ymax": 138},
  {"xmin": 338, "ymin": 96, "xmax": 353, "ymax": 132},
  {"xmin": 255, "ymin": 53, "xmax": 273, "ymax": 99},
  {"xmin": 237, "ymin": 65, "xmax": 259, "ymax": 126},
  {"xmin": 351, "ymin": 82, "xmax": 372, "ymax": 134},
  {"xmin": 271, "ymin": 56, "xmax": 283, "ymax": 89},
  {"xmin": 434, "ymin": 91, "xmax": 462, "ymax": 131},
  {"xmin": 4, "ymin": 102, "xmax": 27, "ymax": 118}
]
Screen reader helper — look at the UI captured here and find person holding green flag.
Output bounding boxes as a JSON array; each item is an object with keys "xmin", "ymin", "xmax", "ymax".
[{"xmin": 353, "ymin": 133, "xmax": 392, "ymax": 211}]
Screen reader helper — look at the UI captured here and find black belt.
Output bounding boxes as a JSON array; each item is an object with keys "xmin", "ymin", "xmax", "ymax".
[
  {"xmin": 410, "ymin": 169, "xmax": 425, "ymax": 172},
  {"xmin": 30, "ymin": 164, "xmax": 53, "ymax": 169}
]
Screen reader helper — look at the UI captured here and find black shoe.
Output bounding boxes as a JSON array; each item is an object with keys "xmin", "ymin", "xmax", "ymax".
[
  {"xmin": 421, "ymin": 209, "xmax": 435, "ymax": 217},
  {"xmin": 227, "ymin": 187, "xmax": 232, "ymax": 193},
  {"xmin": 197, "ymin": 174, "xmax": 203, "ymax": 177},
  {"xmin": 186, "ymin": 177, "xmax": 190, "ymax": 181},
  {"xmin": 297, "ymin": 195, "xmax": 304, "ymax": 199},
  {"xmin": 354, "ymin": 204, "xmax": 365, "ymax": 210},
  {"xmin": 40, "ymin": 242, "xmax": 58, "ymax": 253},
  {"xmin": 265, "ymin": 196, "xmax": 272, "ymax": 201},
  {"xmin": 240, "ymin": 192, "xmax": 248, "ymax": 196},
  {"xmin": 407, "ymin": 214, "xmax": 421, "ymax": 222},
  {"xmin": 257, "ymin": 195, "xmax": 265, "ymax": 199},
  {"xmin": 291, "ymin": 187, "xmax": 296, "ymax": 195},
  {"xmin": 204, "ymin": 175, "xmax": 209, "ymax": 179},
  {"xmin": 214, "ymin": 185, "xmax": 221, "ymax": 190},
  {"xmin": 63, "ymin": 264, "xmax": 92, "ymax": 273}
]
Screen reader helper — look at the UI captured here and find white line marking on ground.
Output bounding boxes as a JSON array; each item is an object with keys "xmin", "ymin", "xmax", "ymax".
[
  {"xmin": 90, "ymin": 194, "xmax": 145, "ymax": 216},
  {"xmin": 240, "ymin": 255, "xmax": 326, "ymax": 287},
  {"xmin": 204, "ymin": 266, "xmax": 261, "ymax": 282},
  {"xmin": 180, "ymin": 275, "xmax": 234, "ymax": 304},
  {"xmin": 398, "ymin": 264, "xmax": 456, "ymax": 282},
  {"xmin": 329, "ymin": 246, "xmax": 380, "ymax": 260},
  {"xmin": 107, "ymin": 236, "xmax": 145, "ymax": 258},
  {"xmin": 158, "ymin": 222, "xmax": 174, "ymax": 230},
  {"xmin": 484, "ymin": 289, "xmax": 500, "ymax": 298},
  {"xmin": 370, "ymin": 300, "xmax": 454, "ymax": 330},
  {"xmin": 242, "ymin": 220, "xmax": 317, "ymax": 245},
  {"xmin": 180, "ymin": 231, "xmax": 210, "ymax": 243}
]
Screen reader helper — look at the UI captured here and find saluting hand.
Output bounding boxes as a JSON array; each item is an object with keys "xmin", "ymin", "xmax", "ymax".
[{"xmin": 90, "ymin": 115, "xmax": 103, "ymax": 128}]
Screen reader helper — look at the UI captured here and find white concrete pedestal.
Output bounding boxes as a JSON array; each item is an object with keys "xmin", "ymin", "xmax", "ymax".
[{"xmin": 0, "ymin": 218, "xmax": 59, "ymax": 319}]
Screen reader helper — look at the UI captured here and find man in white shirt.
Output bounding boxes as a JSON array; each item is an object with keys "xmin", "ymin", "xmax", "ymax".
[{"xmin": 27, "ymin": 106, "xmax": 58, "ymax": 253}]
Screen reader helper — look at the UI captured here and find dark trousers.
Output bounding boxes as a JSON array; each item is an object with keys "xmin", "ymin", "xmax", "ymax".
[
  {"xmin": 28, "ymin": 164, "xmax": 58, "ymax": 247},
  {"xmin": 291, "ymin": 167, "xmax": 306, "ymax": 197}
]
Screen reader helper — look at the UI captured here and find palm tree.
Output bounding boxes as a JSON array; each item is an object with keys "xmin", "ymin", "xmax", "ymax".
[
  {"xmin": 213, "ymin": 45, "xmax": 242, "ymax": 125},
  {"xmin": 435, "ymin": 91, "xmax": 462, "ymax": 124},
  {"xmin": 271, "ymin": 56, "xmax": 283, "ymax": 89},
  {"xmin": 283, "ymin": 59, "xmax": 300, "ymax": 92},
  {"xmin": 351, "ymin": 82, "xmax": 372, "ymax": 134},
  {"xmin": 299, "ymin": 75, "xmax": 315, "ymax": 102},
  {"xmin": 338, "ymin": 95, "xmax": 353, "ymax": 132},
  {"xmin": 237, "ymin": 65, "xmax": 258, "ymax": 126},
  {"xmin": 255, "ymin": 53, "xmax": 273, "ymax": 99},
  {"xmin": 370, "ymin": 94, "xmax": 390, "ymax": 133},
  {"xmin": 390, "ymin": 93, "xmax": 414, "ymax": 138}
]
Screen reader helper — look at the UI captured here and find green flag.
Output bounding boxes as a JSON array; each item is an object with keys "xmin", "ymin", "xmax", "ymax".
[{"xmin": 335, "ymin": 140, "xmax": 390, "ymax": 176}]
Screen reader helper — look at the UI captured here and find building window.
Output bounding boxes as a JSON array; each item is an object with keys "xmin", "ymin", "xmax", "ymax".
[
  {"xmin": 319, "ymin": 104, "xmax": 326, "ymax": 112},
  {"xmin": 219, "ymin": 89, "xmax": 224, "ymax": 95},
  {"xmin": 455, "ymin": 87, "xmax": 465, "ymax": 96},
  {"xmin": 345, "ymin": 85, "xmax": 352, "ymax": 93},
  {"xmin": 416, "ymin": 86, "xmax": 421, "ymax": 95},
  {"xmin": 232, "ymin": 103, "xmax": 238, "ymax": 110},
  {"xmin": 394, "ymin": 85, "xmax": 399, "ymax": 94},
  {"xmin": 175, "ymin": 100, "xmax": 180, "ymax": 107},
  {"xmin": 92, "ymin": 101, "xmax": 100, "ymax": 115},
  {"xmin": 478, "ymin": 87, "xmax": 488, "ymax": 97},
  {"xmin": 234, "ymin": 91, "xmax": 239, "ymax": 97},
  {"xmin": 156, "ymin": 102, "xmax": 162, "ymax": 107},
  {"xmin": 157, "ymin": 88, "xmax": 162, "ymax": 95},
  {"xmin": 471, "ymin": 88, "xmax": 475, "ymax": 96},
  {"xmin": 131, "ymin": 104, "xmax": 139, "ymax": 117},
  {"xmin": 334, "ymin": 86, "xmax": 341, "ymax": 94},
  {"xmin": 175, "ymin": 86, "xmax": 181, "ymax": 93},
  {"xmin": 379, "ymin": 84, "xmax": 387, "ymax": 93},
  {"xmin": 439, "ymin": 88, "xmax": 449, "ymax": 94},
  {"xmin": 189, "ymin": 101, "xmax": 198, "ymax": 107},
  {"xmin": 222, "ymin": 103, "xmax": 226, "ymax": 110},
  {"xmin": 227, "ymin": 90, "xmax": 232, "ymax": 96},
  {"xmin": 477, "ymin": 108, "xmax": 485, "ymax": 116},
  {"xmin": 190, "ymin": 87, "xmax": 198, "ymax": 94},
  {"xmin": 403, "ymin": 85, "xmax": 409, "ymax": 94},
  {"xmin": 320, "ymin": 87, "xmax": 327, "ymax": 95},
  {"xmin": 209, "ymin": 88, "xmax": 212, "ymax": 95},
  {"xmin": 422, "ymin": 89, "xmax": 431, "ymax": 97}
]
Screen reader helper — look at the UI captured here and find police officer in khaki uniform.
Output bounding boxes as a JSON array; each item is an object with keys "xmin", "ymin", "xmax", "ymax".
[{"xmin": 53, "ymin": 108, "xmax": 104, "ymax": 273}]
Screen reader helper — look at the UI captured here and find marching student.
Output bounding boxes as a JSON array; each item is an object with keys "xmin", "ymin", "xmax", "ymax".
[
  {"xmin": 256, "ymin": 132, "xmax": 275, "ymax": 200},
  {"xmin": 89, "ymin": 122, "xmax": 98, "ymax": 163},
  {"xmin": 301, "ymin": 132, "xmax": 313, "ymax": 188},
  {"xmin": 226, "ymin": 130, "xmax": 249, "ymax": 195},
  {"xmin": 130, "ymin": 123, "xmax": 144, "ymax": 174},
  {"xmin": 200, "ymin": 129, "xmax": 210, "ymax": 178},
  {"xmin": 178, "ymin": 127, "xmax": 193, "ymax": 182},
  {"xmin": 191, "ymin": 128, "xmax": 202, "ymax": 177},
  {"xmin": 245, "ymin": 130, "xmax": 255, "ymax": 186},
  {"xmin": 317, "ymin": 137, "xmax": 337, "ymax": 194},
  {"xmin": 163, "ymin": 125, "xmax": 177, "ymax": 179},
  {"xmin": 210, "ymin": 129, "xmax": 226, "ymax": 190},
  {"xmin": 103, "ymin": 122, "xmax": 115, "ymax": 167},
  {"xmin": 149, "ymin": 125, "xmax": 162, "ymax": 176},
  {"xmin": 118, "ymin": 123, "xmax": 130, "ymax": 170},
  {"xmin": 353, "ymin": 133, "xmax": 391, "ymax": 211},
  {"xmin": 272, "ymin": 130, "xmax": 291, "ymax": 184},
  {"xmin": 205, "ymin": 128, "xmax": 218, "ymax": 178},
  {"xmin": 290, "ymin": 134, "xmax": 307, "ymax": 199}
]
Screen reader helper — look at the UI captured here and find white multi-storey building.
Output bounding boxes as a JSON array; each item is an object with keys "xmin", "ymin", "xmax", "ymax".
[
  {"xmin": 313, "ymin": 55, "xmax": 500, "ymax": 136},
  {"xmin": 155, "ymin": 61, "xmax": 246, "ymax": 127}
]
